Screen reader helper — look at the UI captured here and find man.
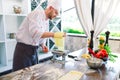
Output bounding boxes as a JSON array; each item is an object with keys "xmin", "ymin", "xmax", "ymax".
[{"xmin": 13, "ymin": 0, "xmax": 65, "ymax": 71}]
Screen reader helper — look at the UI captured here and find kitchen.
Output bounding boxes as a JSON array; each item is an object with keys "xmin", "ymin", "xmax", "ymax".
[{"xmin": 0, "ymin": 0, "xmax": 120, "ymax": 80}]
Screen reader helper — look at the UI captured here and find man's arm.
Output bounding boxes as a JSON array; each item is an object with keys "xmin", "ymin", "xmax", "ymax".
[
  {"xmin": 41, "ymin": 32, "xmax": 54, "ymax": 38},
  {"xmin": 41, "ymin": 32, "xmax": 66, "ymax": 38}
]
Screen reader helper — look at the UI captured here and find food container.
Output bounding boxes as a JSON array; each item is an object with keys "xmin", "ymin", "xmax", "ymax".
[
  {"xmin": 86, "ymin": 57, "xmax": 103, "ymax": 69},
  {"xmin": 9, "ymin": 33, "xmax": 16, "ymax": 39}
]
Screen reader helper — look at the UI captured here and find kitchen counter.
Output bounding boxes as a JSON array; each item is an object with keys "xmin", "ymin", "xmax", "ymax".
[{"xmin": 0, "ymin": 48, "xmax": 120, "ymax": 80}]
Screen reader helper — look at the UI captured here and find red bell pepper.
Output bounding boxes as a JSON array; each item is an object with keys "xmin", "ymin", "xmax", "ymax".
[
  {"xmin": 96, "ymin": 49, "xmax": 108, "ymax": 58},
  {"xmin": 88, "ymin": 48, "xmax": 96, "ymax": 57}
]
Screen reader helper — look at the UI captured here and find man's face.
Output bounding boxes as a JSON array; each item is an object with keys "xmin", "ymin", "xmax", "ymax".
[{"xmin": 48, "ymin": 7, "xmax": 58, "ymax": 20}]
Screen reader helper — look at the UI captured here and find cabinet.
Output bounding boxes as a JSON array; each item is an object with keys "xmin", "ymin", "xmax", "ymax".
[{"xmin": 0, "ymin": 0, "xmax": 31, "ymax": 73}]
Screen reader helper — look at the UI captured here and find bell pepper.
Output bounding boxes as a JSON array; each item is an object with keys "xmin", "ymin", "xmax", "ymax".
[
  {"xmin": 88, "ymin": 48, "xmax": 96, "ymax": 57},
  {"xmin": 96, "ymin": 49, "xmax": 108, "ymax": 58}
]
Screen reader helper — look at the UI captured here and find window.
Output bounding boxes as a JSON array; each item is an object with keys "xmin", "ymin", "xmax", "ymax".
[
  {"xmin": 102, "ymin": 4, "xmax": 120, "ymax": 38},
  {"xmin": 62, "ymin": 0, "xmax": 120, "ymax": 38},
  {"xmin": 62, "ymin": 0, "xmax": 84, "ymax": 34}
]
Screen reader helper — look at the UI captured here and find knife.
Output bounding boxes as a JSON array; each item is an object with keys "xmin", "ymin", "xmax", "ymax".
[
  {"xmin": 68, "ymin": 55, "xmax": 77, "ymax": 58},
  {"xmin": 68, "ymin": 55, "xmax": 81, "ymax": 61}
]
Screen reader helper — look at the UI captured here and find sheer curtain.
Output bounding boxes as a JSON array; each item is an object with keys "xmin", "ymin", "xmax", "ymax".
[
  {"xmin": 74, "ymin": 0, "xmax": 120, "ymax": 38},
  {"xmin": 74, "ymin": 0, "xmax": 93, "ymax": 38}
]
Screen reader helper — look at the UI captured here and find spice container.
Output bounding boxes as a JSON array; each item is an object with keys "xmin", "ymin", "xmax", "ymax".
[{"xmin": 9, "ymin": 33, "xmax": 16, "ymax": 39}]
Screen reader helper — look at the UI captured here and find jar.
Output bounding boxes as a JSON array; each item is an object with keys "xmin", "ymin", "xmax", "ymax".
[{"xmin": 13, "ymin": 5, "xmax": 22, "ymax": 14}]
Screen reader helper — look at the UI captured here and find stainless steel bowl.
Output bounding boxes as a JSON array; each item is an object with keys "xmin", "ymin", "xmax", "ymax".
[{"xmin": 86, "ymin": 57, "xmax": 103, "ymax": 69}]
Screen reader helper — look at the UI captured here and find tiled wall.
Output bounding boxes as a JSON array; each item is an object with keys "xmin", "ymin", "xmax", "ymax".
[{"xmin": 65, "ymin": 35, "xmax": 120, "ymax": 53}]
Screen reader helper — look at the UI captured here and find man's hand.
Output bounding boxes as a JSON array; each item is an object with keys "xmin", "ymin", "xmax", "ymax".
[
  {"xmin": 41, "ymin": 45, "xmax": 49, "ymax": 53},
  {"xmin": 63, "ymin": 32, "xmax": 66, "ymax": 37},
  {"xmin": 54, "ymin": 32, "xmax": 66, "ymax": 38}
]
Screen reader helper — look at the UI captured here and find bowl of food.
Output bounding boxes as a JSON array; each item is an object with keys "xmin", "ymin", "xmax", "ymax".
[{"xmin": 86, "ymin": 57, "xmax": 103, "ymax": 69}]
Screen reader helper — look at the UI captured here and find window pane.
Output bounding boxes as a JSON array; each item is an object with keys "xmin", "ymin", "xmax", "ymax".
[
  {"xmin": 103, "ymin": 4, "xmax": 120, "ymax": 37},
  {"xmin": 62, "ymin": 8, "xmax": 83, "ymax": 33},
  {"xmin": 62, "ymin": 0, "xmax": 75, "ymax": 11}
]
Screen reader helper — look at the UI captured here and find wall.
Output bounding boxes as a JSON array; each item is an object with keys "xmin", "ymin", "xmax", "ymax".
[
  {"xmin": 65, "ymin": 35, "xmax": 120, "ymax": 53},
  {"xmin": 65, "ymin": 35, "xmax": 87, "ymax": 52}
]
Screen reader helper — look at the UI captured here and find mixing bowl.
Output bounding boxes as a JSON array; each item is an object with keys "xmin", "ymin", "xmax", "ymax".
[{"xmin": 86, "ymin": 57, "xmax": 103, "ymax": 69}]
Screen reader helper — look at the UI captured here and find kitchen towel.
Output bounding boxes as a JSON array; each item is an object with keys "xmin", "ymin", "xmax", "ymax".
[{"xmin": 58, "ymin": 70, "xmax": 83, "ymax": 80}]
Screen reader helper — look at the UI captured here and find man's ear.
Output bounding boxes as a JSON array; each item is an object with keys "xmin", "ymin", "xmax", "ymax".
[{"xmin": 49, "ymin": 6, "xmax": 54, "ymax": 10}]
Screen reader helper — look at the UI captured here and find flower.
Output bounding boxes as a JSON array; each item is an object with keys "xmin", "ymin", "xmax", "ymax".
[
  {"xmin": 98, "ymin": 36, "xmax": 105, "ymax": 49},
  {"xmin": 99, "ymin": 36, "xmax": 105, "ymax": 41}
]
